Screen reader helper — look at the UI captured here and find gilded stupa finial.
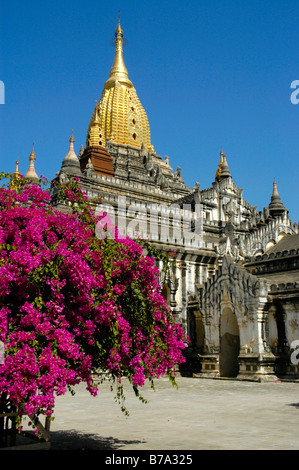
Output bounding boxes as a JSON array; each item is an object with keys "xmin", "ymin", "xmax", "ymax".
[
  {"xmin": 65, "ymin": 130, "xmax": 78, "ymax": 159},
  {"xmin": 24, "ymin": 141, "xmax": 39, "ymax": 181},
  {"xmin": 9, "ymin": 158, "xmax": 21, "ymax": 189},
  {"xmin": 115, "ymin": 10, "xmax": 123, "ymax": 35},
  {"xmin": 14, "ymin": 158, "xmax": 20, "ymax": 176},
  {"xmin": 105, "ymin": 13, "xmax": 132, "ymax": 88},
  {"xmin": 93, "ymin": 101, "xmax": 100, "ymax": 123},
  {"xmin": 216, "ymin": 148, "xmax": 224, "ymax": 180},
  {"xmin": 87, "ymin": 102, "xmax": 104, "ymax": 147},
  {"xmin": 115, "ymin": 10, "xmax": 122, "ymax": 37},
  {"xmin": 63, "ymin": 130, "xmax": 79, "ymax": 162},
  {"xmin": 30, "ymin": 141, "xmax": 36, "ymax": 158}
]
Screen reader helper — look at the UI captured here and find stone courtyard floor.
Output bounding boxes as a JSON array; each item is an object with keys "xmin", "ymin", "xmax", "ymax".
[{"xmin": 42, "ymin": 375, "xmax": 299, "ymax": 451}]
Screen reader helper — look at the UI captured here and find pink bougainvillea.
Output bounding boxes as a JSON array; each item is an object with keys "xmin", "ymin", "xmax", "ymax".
[{"xmin": 0, "ymin": 176, "xmax": 187, "ymax": 426}]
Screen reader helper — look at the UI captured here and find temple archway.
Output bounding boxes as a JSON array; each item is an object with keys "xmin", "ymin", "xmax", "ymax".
[
  {"xmin": 220, "ymin": 306, "xmax": 240, "ymax": 377},
  {"xmin": 188, "ymin": 310, "xmax": 204, "ymax": 350},
  {"xmin": 194, "ymin": 312, "xmax": 205, "ymax": 350}
]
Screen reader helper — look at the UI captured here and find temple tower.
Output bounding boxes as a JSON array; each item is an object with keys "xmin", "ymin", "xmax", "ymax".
[{"xmin": 86, "ymin": 15, "xmax": 153, "ymax": 152}]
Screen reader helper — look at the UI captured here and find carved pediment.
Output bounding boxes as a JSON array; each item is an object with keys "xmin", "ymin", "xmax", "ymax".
[{"xmin": 198, "ymin": 256, "xmax": 269, "ymax": 320}]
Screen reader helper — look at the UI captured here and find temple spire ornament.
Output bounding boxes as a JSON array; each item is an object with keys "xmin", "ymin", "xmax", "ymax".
[
  {"xmin": 220, "ymin": 153, "xmax": 231, "ymax": 178},
  {"xmin": 268, "ymin": 178, "xmax": 286, "ymax": 217},
  {"xmin": 59, "ymin": 131, "xmax": 82, "ymax": 178},
  {"xmin": 81, "ymin": 103, "xmax": 114, "ymax": 177},
  {"xmin": 87, "ymin": 104, "xmax": 104, "ymax": 147},
  {"xmin": 13, "ymin": 158, "xmax": 20, "ymax": 179},
  {"xmin": 86, "ymin": 16, "xmax": 153, "ymax": 152},
  {"xmin": 9, "ymin": 158, "xmax": 21, "ymax": 189},
  {"xmin": 216, "ymin": 149, "xmax": 231, "ymax": 181},
  {"xmin": 105, "ymin": 12, "xmax": 132, "ymax": 89},
  {"xmin": 215, "ymin": 149, "xmax": 224, "ymax": 180},
  {"xmin": 24, "ymin": 142, "xmax": 39, "ymax": 182}
]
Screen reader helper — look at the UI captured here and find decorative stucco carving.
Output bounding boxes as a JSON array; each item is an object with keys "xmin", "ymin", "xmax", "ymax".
[{"xmin": 198, "ymin": 256, "xmax": 269, "ymax": 323}]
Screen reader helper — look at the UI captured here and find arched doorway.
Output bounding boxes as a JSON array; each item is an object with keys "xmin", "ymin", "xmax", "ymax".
[
  {"xmin": 220, "ymin": 307, "xmax": 240, "ymax": 377},
  {"xmin": 194, "ymin": 312, "xmax": 204, "ymax": 350},
  {"xmin": 187, "ymin": 310, "xmax": 204, "ymax": 350}
]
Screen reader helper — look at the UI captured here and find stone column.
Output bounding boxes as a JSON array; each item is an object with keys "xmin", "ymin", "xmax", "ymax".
[{"xmin": 237, "ymin": 301, "xmax": 277, "ymax": 382}]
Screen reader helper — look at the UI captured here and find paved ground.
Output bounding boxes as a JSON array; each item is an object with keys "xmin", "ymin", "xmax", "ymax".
[{"xmin": 36, "ymin": 375, "xmax": 299, "ymax": 451}]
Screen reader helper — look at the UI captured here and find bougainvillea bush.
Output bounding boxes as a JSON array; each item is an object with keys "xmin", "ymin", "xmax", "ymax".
[{"xmin": 0, "ymin": 175, "xmax": 187, "ymax": 429}]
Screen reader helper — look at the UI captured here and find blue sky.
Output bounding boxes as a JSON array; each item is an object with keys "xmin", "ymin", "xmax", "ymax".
[{"xmin": 0, "ymin": 0, "xmax": 298, "ymax": 221}]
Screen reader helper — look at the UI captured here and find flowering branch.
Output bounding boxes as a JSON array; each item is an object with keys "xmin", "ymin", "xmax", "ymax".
[{"xmin": 0, "ymin": 176, "xmax": 188, "ymax": 429}]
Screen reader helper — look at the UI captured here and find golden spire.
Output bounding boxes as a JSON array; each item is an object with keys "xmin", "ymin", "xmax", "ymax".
[
  {"xmin": 93, "ymin": 102, "xmax": 99, "ymax": 123},
  {"xmin": 13, "ymin": 158, "xmax": 20, "ymax": 178},
  {"xmin": 105, "ymin": 12, "xmax": 132, "ymax": 89},
  {"xmin": 87, "ymin": 104, "xmax": 104, "ymax": 147},
  {"xmin": 24, "ymin": 142, "xmax": 39, "ymax": 181},
  {"xmin": 215, "ymin": 149, "xmax": 224, "ymax": 180},
  {"xmin": 9, "ymin": 158, "xmax": 21, "ymax": 189},
  {"xmin": 86, "ymin": 15, "xmax": 153, "ymax": 151}
]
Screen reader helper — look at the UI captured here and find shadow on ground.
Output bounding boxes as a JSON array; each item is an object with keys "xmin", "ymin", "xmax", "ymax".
[
  {"xmin": 49, "ymin": 430, "xmax": 143, "ymax": 450},
  {"xmin": 288, "ymin": 403, "xmax": 299, "ymax": 409}
]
